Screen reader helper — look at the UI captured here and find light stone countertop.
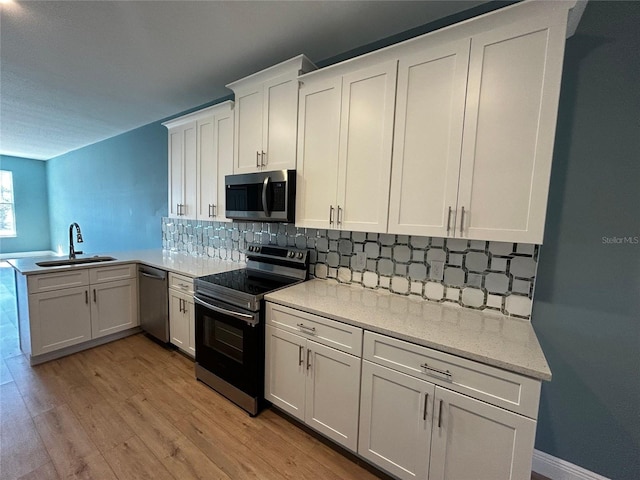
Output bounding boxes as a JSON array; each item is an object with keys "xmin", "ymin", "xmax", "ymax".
[
  {"xmin": 8, "ymin": 249, "xmax": 243, "ymax": 278},
  {"xmin": 265, "ymin": 279, "xmax": 552, "ymax": 381}
]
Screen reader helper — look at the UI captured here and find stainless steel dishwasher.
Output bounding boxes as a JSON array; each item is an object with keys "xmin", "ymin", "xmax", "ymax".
[{"xmin": 138, "ymin": 265, "xmax": 169, "ymax": 343}]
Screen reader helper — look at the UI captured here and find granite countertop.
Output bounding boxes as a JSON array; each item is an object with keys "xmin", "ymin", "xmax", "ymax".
[
  {"xmin": 265, "ymin": 279, "xmax": 551, "ymax": 381},
  {"xmin": 8, "ymin": 249, "xmax": 243, "ymax": 278}
]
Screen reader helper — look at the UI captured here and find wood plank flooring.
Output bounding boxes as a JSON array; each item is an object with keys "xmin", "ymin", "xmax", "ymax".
[{"xmin": 0, "ymin": 264, "xmax": 548, "ymax": 480}]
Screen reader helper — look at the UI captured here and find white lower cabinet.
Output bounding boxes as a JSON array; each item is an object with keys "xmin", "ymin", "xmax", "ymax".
[
  {"xmin": 428, "ymin": 387, "xmax": 536, "ymax": 480},
  {"xmin": 26, "ymin": 263, "xmax": 138, "ymax": 357},
  {"xmin": 265, "ymin": 319, "xmax": 362, "ymax": 452},
  {"xmin": 169, "ymin": 289, "xmax": 195, "ymax": 357},
  {"xmin": 360, "ymin": 331, "xmax": 539, "ymax": 480},
  {"xmin": 29, "ymin": 286, "xmax": 92, "ymax": 355},
  {"xmin": 359, "ymin": 360, "xmax": 434, "ymax": 480},
  {"xmin": 90, "ymin": 279, "xmax": 138, "ymax": 339},
  {"xmin": 168, "ymin": 273, "xmax": 195, "ymax": 357}
]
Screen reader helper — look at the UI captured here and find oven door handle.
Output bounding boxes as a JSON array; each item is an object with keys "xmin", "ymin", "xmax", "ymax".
[{"xmin": 193, "ymin": 296, "xmax": 258, "ymax": 326}]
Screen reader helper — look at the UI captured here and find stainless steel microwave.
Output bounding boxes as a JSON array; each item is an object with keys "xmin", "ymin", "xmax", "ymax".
[{"xmin": 225, "ymin": 170, "xmax": 296, "ymax": 222}]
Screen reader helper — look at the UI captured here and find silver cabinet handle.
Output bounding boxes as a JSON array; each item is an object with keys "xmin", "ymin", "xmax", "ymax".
[
  {"xmin": 460, "ymin": 206, "xmax": 465, "ymax": 235},
  {"xmin": 306, "ymin": 348, "xmax": 311, "ymax": 371},
  {"xmin": 438, "ymin": 399, "xmax": 444, "ymax": 428},
  {"xmin": 446, "ymin": 206, "xmax": 452, "ymax": 234},
  {"xmin": 329, "ymin": 205, "xmax": 335, "ymax": 225},
  {"xmin": 208, "ymin": 204, "xmax": 214, "ymax": 218},
  {"xmin": 256, "ymin": 151, "xmax": 260, "ymax": 168},
  {"xmin": 261, "ymin": 151, "xmax": 267, "ymax": 166},
  {"xmin": 337, "ymin": 206, "xmax": 343, "ymax": 226},
  {"xmin": 297, "ymin": 323, "xmax": 316, "ymax": 334},
  {"xmin": 213, "ymin": 204, "xmax": 217, "ymax": 217},
  {"xmin": 85, "ymin": 290, "xmax": 88, "ymax": 304},
  {"xmin": 298, "ymin": 345, "xmax": 304, "ymax": 366},
  {"xmin": 423, "ymin": 393, "xmax": 429, "ymax": 421},
  {"xmin": 176, "ymin": 203, "xmax": 180, "ymax": 216},
  {"xmin": 178, "ymin": 298, "xmax": 183, "ymax": 313},
  {"xmin": 93, "ymin": 289, "xmax": 96, "ymax": 303},
  {"xmin": 420, "ymin": 362, "xmax": 452, "ymax": 379}
]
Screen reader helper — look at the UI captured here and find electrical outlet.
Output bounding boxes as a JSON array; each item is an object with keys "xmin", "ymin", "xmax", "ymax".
[
  {"xmin": 354, "ymin": 252, "xmax": 367, "ymax": 270},
  {"xmin": 429, "ymin": 260, "xmax": 444, "ymax": 281}
]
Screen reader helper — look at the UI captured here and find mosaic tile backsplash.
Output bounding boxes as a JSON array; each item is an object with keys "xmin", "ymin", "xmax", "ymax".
[{"xmin": 162, "ymin": 217, "xmax": 539, "ymax": 319}]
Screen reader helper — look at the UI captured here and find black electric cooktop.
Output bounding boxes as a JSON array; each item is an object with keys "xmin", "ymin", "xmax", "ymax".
[{"xmin": 197, "ymin": 268, "xmax": 300, "ymax": 297}]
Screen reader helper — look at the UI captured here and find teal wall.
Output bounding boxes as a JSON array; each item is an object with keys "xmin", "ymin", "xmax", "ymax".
[
  {"xmin": 532, "ymin": 2, "xmax": 640, "ymax": 479},
  {"xmin": 47, "ymin": 122, "xmax": 167, "ymax": 254},
  {"xmin": 0, "ymin": 155, "xmax": 51, "ymax": 254}
]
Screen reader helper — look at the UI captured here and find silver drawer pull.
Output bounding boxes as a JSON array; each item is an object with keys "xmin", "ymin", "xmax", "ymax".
[
  {"xmin": 297, "ymin": 323, "xmax": 316, "ymax": 334},
  {"xmin": 420, "ymin": 363, "xmax": 452, "ymax": 379}
]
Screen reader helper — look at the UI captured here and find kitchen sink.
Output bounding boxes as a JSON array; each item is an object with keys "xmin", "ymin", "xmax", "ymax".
[{"xmin": 36, "ymin": 256, "xmax": 117, "ymax": 267}]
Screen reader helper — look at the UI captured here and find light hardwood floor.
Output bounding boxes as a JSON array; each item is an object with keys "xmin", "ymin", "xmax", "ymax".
[{"xmin": 0, "ymin": 265, "xmax": 548, "ymax": 480}]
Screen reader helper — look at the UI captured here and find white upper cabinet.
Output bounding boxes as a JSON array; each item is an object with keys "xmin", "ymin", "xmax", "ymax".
[
  {"xmin": 456, "ymin": 15, "xmax": 567, "ymax": 243},
  {"xmin": 195, "ymin": 102, "xmax": 234, "ymax": 221},
  {"xmin": 296, "ymin": 76, "xmax": 342, "ymax": 229},
  {"xmin": 167, "ymin": 121, "xmax": 196, "ymax": 218},
  {"xmin": 295, "ymin": 1, "xmax": 576, "ymax": 244},
  {"xmin": 388, "ymin": 39, "xmax": 470, "ymax": 238},
  {"xmin": 164, "ymin": 101, "xmax": 234, "ymax": 221},
  {"xmin": 296, "ymin": 60, "xmax": 397, "ymax": 232},
  {"xmin": 227, "ymin": 55, "xmax": 316, "ymax": 174}
]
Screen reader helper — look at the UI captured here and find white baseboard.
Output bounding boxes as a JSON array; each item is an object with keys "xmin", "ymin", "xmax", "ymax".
[{"xmin": 533, "ymin": 449, "xmax": 610, "ymax": 480}]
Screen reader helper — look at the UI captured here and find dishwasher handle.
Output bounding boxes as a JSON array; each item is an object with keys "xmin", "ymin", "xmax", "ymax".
[{"xmin": 140, "ymin": 271, "xmax": 165, "ymax": 280}]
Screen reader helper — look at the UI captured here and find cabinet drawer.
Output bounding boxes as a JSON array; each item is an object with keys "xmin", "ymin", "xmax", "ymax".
[
  {"xmin": 28, "ymin": 269, "xmax": 90, "ymax": 294},
  {"xmin": 169, "ymin": 272, "xmax": 194, "ymax": 294},
  {"xmin": 363, "ymin": 331, "xmax": 540, "ymax": 419},
  {"xmin": 266, "ymin": 303, "xmax": 363, "ymax": 356},
  {"xmin": 89, "ymin": 263, "xmax": 136, "ymax": 284}
]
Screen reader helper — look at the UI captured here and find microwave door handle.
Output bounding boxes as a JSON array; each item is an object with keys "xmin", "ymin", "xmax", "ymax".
[{"xmin": 262, "ymin": 176, "xmax": 271, "ymax": 217}]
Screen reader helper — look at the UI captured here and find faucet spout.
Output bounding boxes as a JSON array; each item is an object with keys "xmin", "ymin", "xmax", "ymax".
[{"xmin": 69, "ymin": 223, "xmax": 84, "ymax": 259}]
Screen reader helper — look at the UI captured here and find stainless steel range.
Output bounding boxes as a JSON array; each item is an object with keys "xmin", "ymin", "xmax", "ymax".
[{"xmin": 193, "ymin": 244, "xmax": 309, "ymax": 416}]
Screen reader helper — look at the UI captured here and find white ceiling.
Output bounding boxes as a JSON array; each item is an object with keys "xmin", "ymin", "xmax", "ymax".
[{"xmin": 0, "ymin": 0, "xmax": 489, "ymax": 161}]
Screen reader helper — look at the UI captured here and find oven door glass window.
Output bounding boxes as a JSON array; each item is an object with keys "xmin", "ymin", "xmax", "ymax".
[
  {"xmin": 205, "ymin": 318, "xmax": 244, "ymax": 364},
  {"xmin": 195, "ymin": 298, "xmax": 262, "ymax": 397}
]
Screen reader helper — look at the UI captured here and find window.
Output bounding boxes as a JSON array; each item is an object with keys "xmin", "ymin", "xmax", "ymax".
[{"xmin": 0, "ymin": 170, "xmax": 16, "ymax": 237}]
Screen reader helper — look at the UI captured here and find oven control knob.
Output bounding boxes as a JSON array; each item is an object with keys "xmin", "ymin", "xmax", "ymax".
[
  {"xmin": 288, "ymin": 251, "xmax": 294, "ymax": 258},
  {"xmin": 248, "ymin": 246, "xmax": 254, "ymax": 252},
  {"xmin": 297, "ymin": 252, "xmax": 304, "ymax": 259},
  {"xmin": 255, "ymin": 246, "xmax": 261, "ymax": 253}
]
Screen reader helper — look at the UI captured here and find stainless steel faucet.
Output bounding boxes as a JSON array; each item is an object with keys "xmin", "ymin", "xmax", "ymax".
[{"xmin": 69, "ymin": 223, "xmax": 84, "ymax": 259}]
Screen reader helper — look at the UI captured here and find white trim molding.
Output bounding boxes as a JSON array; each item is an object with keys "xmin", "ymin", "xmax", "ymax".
[{"xmin": 533, "ymin": 449, "xmax": 610, "ymax": 480}]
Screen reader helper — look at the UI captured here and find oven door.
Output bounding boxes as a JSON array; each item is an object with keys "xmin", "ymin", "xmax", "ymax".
[{"xmin": 194, "ymin": 294, "xmax": 263, "ymax": 398}]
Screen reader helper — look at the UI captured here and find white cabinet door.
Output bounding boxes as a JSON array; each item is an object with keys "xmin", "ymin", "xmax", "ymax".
[
  {"xmin": 304, "ymin": 340, "xmax": 361, "ymax": 452},
  {"xmin": 169, "ymin": 290, "xmax": 189, "ymax": 353},
  {"xmin": 388, "ymin": 39, "xmax": 470, "ymax": 237},
  {"xmin": 185, "ymin": 296, "xmax": 195, "ymax": 358},
  {"xmin": 29, "ymin": 286, "xmax": 92, "ymax": 355},
  {"xmin": 457, "ymin": 16, "xmax": 567, "ymax": 243},
  {"xmin": 90, "ymin": 279, "xmax": 138, "ymax": 339},
  {"xmin": 196, "ymin": 107, "xmax": 234, "ymax": 221},
  {"xmin": 265, "ymin": 325, "xmax": 306, "ymax": 421},
  {"xmin": 167, "ymin": 121, "xmax": 196, "ymax": 219},
  {"xmin": 196, "ymin": 114, "xmax": 216, "ymax": 220},
  {"xmin": 214, "ymin": 109, "xmax": 234, "ymax": 222},
  {"xmin": 429, "ymin": 387, "xmax": 537, "ymax": 480},
  {"xmin": 234, "ymin": 87, "xmax": 263, "ymax": 174},
  {"xmin": 262, "ymin": 73, "xmax": 298, "ymax": 171},
  {"xmin": 359, "ymin": 360, "xmax": 434, "ymax": 480},
  {"xmin": 295, "ymin": 76, "xmax": 342, "ymax": 229},
  {"xmin": 338, "ymin": 61, "xmax": 397, "ymax": 233}
]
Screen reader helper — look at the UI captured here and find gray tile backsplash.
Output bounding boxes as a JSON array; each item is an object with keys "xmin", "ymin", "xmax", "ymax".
[{"xmin": 162, "ymin": 217, "xmax": 539, "ymax": 319}]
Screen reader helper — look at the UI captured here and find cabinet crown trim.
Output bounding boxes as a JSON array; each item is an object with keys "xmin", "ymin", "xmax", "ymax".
[
  {"xmin": 226, "ymin": 54, "xmax": 316, "ymax": 91},
  {"xmin": 162, "ymin": 100, "xmax": 234, "ymax": 129}
]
